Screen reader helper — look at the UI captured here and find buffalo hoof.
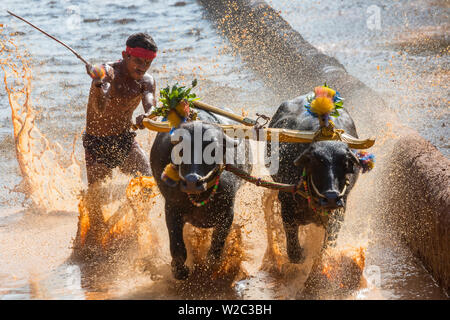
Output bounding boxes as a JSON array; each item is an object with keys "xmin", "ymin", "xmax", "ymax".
[
  {"xmin": 206, "ymin": 252, "xmax": 221, "ymax": 270},
  {"xmin": 172, "ymin": 263, "xmax": 189, "ymax": 280},
  {"xmin": 287, "ymin": 246, "xmax": 305, "ymax": 264}
]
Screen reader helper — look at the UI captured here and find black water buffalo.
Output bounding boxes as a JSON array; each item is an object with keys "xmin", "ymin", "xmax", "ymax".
[
  {"xmin": 267, "ymin": 95, "xmax": 361, "ymax": 263},
  {"xmin": 150, "ymin": 111, "xmax": 251, "ymax": 280}
]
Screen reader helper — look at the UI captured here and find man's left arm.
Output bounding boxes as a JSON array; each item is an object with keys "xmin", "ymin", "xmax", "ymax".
[{"xmin": 136, "ymin": 74, "xmax": 157, "ymax": 129}]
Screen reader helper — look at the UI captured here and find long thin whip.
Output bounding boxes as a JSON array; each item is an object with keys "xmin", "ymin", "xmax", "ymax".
[{"xmin": 6, "ymin": 10, "xmax": 89, "ymax": 66}]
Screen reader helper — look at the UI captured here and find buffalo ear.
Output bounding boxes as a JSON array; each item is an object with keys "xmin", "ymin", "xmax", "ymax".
[
  {"xmin": 346, "ymin": 150, "xmax": 361, "ymax": 173},
  {"xmin": 223, "ymin": 133, "xmax": 240, "ymax": 148},
  {"xmin": 222, "ymin": 134, "xmax": 241, "ymax": 155},
  {"xmin": 171, "ymin": 137, "xmax": 181, "ymax": 145},
  {"xmin": 170, "ymin": 130, "xmax": 184, "ymax": 145},
  {"xmin": 294, "ymin": 150, "xmax": 311, "ymax": 168}
]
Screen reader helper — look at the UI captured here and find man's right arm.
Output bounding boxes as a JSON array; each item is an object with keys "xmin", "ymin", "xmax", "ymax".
[{"xmin": 86, "ymin": 64, "xmax": 114, "ymax": 112}]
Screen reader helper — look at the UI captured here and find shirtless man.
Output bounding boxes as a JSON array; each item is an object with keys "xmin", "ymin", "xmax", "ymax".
[{"xmin": 83, "ymin": 32, "xmax": 157, "ymax": 186}]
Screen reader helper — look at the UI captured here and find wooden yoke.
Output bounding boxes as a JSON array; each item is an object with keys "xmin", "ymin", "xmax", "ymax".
[{"xmin": 139, "ymin": 118, "xmax": 375, "ymax": 149}]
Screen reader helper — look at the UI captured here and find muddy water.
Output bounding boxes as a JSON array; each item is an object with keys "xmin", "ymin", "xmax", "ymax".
[{"xmin": 0, "ymin": 0, "xmax": 447, "ymax": 300}]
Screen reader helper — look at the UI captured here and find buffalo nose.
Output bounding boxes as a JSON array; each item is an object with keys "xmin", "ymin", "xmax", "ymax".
[
  {"xmin": 319, "ymin": 191, "xmax": 344, "ymax": 208},
  {"xmin": 185, "ymin": 173, "xmax": 201, "ymax": 188},
  {"xmin": 324, "ymin": 191, "xmax": 339, "ymax": 199},
  {"xmin": 181, "ymin": 173, "xmax": 207, "ymax": 194}
]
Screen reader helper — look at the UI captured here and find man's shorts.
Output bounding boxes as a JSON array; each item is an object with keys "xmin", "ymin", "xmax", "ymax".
[{"xmin": 83, "ymin": 130, "xmax": 137, "ymax": 169}]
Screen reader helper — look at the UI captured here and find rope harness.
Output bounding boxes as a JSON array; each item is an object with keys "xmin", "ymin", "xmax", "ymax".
[
  {"xmin": 184, "ymin": 165, "xmax": 225, "ymax": 207},
  {"xmin": 177, "ymin": 161, "xmax": 332, "ymax": 218},
  {"xmin": 175, "ymin": 161, "xmax": 346, "ymax": 249},
  {"xmin": 224, "ymin": 165, "xmax": 330, "ymax": 215}
]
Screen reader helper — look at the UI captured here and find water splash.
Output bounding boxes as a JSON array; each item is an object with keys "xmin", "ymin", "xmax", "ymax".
[
  {"xmin": 0, "ymin": 30, "xmax": 162, "ymax": 270},
  {"xmin": 72, "ymin": 175, "xmax": 159, "ymax": 258},
  {"xmin": 0, "ymin": 29, "xmax": 83, "ymax": 212},
  {"xmin": 260, "ymin": 188, "xmax": 366, "ymax": 298}
]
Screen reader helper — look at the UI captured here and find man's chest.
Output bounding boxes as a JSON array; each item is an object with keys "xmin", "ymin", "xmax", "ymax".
[{"xmin": 110, "ymin": 80, "xmax": 142, "ymax": 109}]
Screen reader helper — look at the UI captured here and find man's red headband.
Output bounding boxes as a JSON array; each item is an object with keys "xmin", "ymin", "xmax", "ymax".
[{"xmin": 125, "ymin": 46, "xmax": 157, "ymax": 60}]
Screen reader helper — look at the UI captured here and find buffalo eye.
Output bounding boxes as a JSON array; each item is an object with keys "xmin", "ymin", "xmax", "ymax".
[
  {"xmin": 345, "ymin": 151, "xmax": 360, "ymax": 174},
  {"xmin": 345, "ymin": 159, "xmax": 355, "ymax": 174},
  {"xmin": 294, "ymin": 151, "xmax": 311, "ymax": 168}
]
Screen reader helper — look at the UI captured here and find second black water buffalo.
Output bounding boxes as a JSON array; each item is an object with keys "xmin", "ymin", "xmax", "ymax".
[{"xmin": 267, "ymin": 95, "xmax": 362, "ymax": 263}]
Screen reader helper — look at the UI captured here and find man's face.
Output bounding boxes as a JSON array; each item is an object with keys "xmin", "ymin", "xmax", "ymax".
[{"xmin": 123, "ymin": 52, "xmax": 153, "ymax": 80}]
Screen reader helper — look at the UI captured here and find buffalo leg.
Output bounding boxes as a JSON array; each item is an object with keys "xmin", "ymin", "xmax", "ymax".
[
  {"xmin": 207, "ymin": 210, "xmax": 233, "ymax": 265},
  {"xmin": 284, "ymin": 222, "xmax": 305, "ymax": 263},
  {"xmin": 323, "ymin": 208, "xmax": 345, "ymax": 249},
  {"xmin": 279, "ymin": 194, "xmax": 305, "ymax": 263},
  {"xmin": 165, "ymin": 205, "xmax": 189, "ymax": 280}
]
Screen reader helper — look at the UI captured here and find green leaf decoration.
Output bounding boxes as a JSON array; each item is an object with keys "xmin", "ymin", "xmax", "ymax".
[
  {"xmin": 152, "ymin": 79, "xmax": 200, "ymax": 119},
  {"xmin": 330, "ymin": 110, "xmax": 340, "ymax": 117}
]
